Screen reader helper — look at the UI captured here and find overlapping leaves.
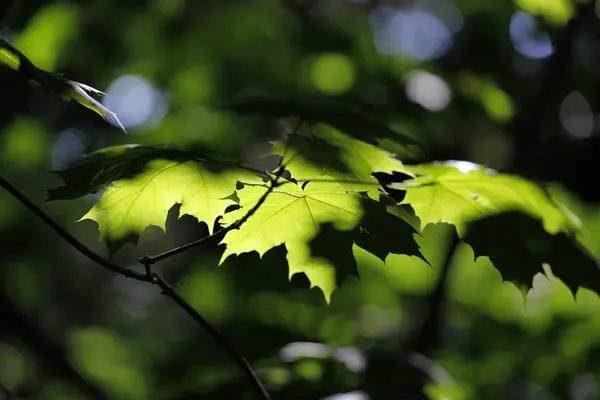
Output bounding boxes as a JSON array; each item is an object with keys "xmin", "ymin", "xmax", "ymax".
[
  {"xmin": 271, "ymin": 124, "xmax": 412, "ymax": 198},
  {"xmin": 392, "ymin": 161, "xmax": 578, "ymax": 235},
  {"xmin": 48, "ymin": 125, "xmax": 600, "ymax": 301}
]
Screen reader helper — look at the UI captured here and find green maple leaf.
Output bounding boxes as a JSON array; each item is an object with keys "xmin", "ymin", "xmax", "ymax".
[
  {"xmin": 221, "ymin": 95, "xmax": 425, "ymax": 153},
  {"xmin": 0, "ymin": 38, "xmax": 124, "ymax": 131},
  {"xmin": 270, "ymin": 124, "xmax": 411, "ymax": 199},
  {"xmin": 81, "ymin": 159, "xmax": 258, "ymax": 253},
  {"xmin": 219, "ymin": 178, "xmax": 363, "ymax": 302},
  {"xmin": 393, "ymin": 161, "xmax": 577, "ymax": 235},
  {"xmin": 47, "ymin": 144, "xmax": 247, "ymax": 201},
  {"xmin": 464, "ymin": 211, "xmax": 600, "ymax": 296}
]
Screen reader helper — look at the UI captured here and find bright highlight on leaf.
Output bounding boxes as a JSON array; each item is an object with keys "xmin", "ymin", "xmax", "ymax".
[
  {"xmin": 81, "ymin": 159, "xmax": 257, "ymax": 252},
  {"xmin": 219, "ymin": 179, "xmax": 363, "ymax": 302},
  {"xmin": 393, "ymin": 161, "xmax": 577, "ymax": 236},
  {"xmin": 270, "ymin": 124, "xmax": 411, "ymax": 199},
  {"xmin": 0, "ymin": 38, "xmax": 125, "ymax": 131},
  {"xmin": 0, "ymin": 46, "xmax": 20, "ymax": 70}
]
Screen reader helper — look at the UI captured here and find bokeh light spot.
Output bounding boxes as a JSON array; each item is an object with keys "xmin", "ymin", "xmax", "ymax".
[
  {"xmin": 510, "ymin": 12, "xmax": 554, "ymax": 59},
  {"xmin": 559, "ymin": 91, "xmax": 594, "ymax": 138},
  {"xmin": 103, "ymin": 75, "xmax": 168, "ymax": 130},
  {"xmin": 14, "ymin": 3, "xmax": 79, "ymax": 71},
  {"xmin": 52, "ymin": 129, "xmax": 85, "ymax": 171},
  {"xmin": 309, "ymin": 53, "xmax": 356, "ymax": 95},
  {"xmin": 405, "ymin": 70, "xmax": 452, "ymax": 111},
  {"xmin": 2, "ymin": 118, "xmax": 49, "ymax": 170},
  {"xmin": 371, "ymin": 6, "xmax": 453, "ymax": 62},
  {"xmin": 479, "ymin": 84, "xmax": 515, "ymax": 123}
]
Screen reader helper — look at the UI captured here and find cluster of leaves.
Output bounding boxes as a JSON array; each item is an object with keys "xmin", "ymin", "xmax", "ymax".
[
  {"xmin": 2, "ymin": 31, "xmax": 598, "ymax": 305},
  {"xmin": 46, "ymin": 120, "xmax": 600, "ymax": 303}
]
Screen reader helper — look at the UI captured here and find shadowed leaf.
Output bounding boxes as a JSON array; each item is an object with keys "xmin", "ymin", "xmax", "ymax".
[
  {"xmin": 78, "ymin": 158, "xmax": 258, "ymax": 255},
  {"xmin": 464, "ymin": 211, "xmax": 600, "ymax": 296},
  {"xmin": 221, "ymin": 95, "xmax": 425, "ymax": 154},
  {"xmin": 219, "ymin": 179, "xmax": 363, "ymax": 303},
  {"xmin": 270, "ymin": 124, "xmax": 412, "ymax": 199},
  {"xmin": 394, "ymin": 160, "xmax": 577, "ymax": 236},
  {"xmin": 47, "ymin": 144, "xmax": 254, "ymax": 200}
]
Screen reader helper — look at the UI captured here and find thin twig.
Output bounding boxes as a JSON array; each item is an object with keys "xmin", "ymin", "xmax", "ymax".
[
  {"xmin": 152, "ymin": 273, "xmax": 271, "ymax": 400},
  {"xmin": 140, "ymin": 174, "xmax": 285, "ymax": 265},
  {"xmin": 0, "ymin": 177, "xmax": 270, "ymax": 399},
  {"xmin": 0, "ymin": 178, "xmax": 149, "ymax": 282},
  {"xmin": 141, "ymin": 119, "xmax": 304, "ymax": 265}
]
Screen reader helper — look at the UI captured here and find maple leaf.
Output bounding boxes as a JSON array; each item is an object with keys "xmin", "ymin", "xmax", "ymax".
[
  {"xmin": 219, "ymin": 178, "xmax": 363, "ymax": 302},
  {"xmin": 47, "ymin": 144, "xmax": 247, "ymax": 201},
  {"xmin": 464, "ymin": 211, "xmax": 600, "ymax": 296},
  {"xmin": 393, "ymin": 161, "xmax": 578, "ymax": 236},
  {"xmin": 81, "ymin": 159, "xmax": 258, "ymax": 254},
  {"xmin": 270, "ymin": 124, "xmax": 412, "ymax": 199}
]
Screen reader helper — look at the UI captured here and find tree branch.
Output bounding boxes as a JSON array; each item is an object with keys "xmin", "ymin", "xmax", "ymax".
[
  {"xmin": 0, "ymin": 177, "xmax": 271, "ymax": 400},
  {"xmin": 152, "ymin": 273, "xmax": 271, "ymax": 399},
  {"xmin": 0, "ymin": 178, "xmax": 150, "ymax": 282},
  {"xmin": 408, "ymin": 231, "xmax": 460, "ymax": 356},
  {"xmin": 140, "ymin": 118, "xmax": 303, "ymax": 266},
  {"xmin": 140, "ymin": 175, "xmax": 284, "ymax": 265}
]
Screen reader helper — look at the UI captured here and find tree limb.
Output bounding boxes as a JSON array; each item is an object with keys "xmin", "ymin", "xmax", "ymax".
[{"xmin": 0, "ymin": 177, "xmax": 271, "ymax": 400}]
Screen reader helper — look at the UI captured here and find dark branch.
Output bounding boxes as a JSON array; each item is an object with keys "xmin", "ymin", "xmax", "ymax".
[
  {"xmin": 152, "ymin": 273, "xmax": 271, "ymax": 399},
  {"xmin": 140, "ymin": 119, "xmax": 303, "ymax": 266},
  {"xmin": 0, "ymin": 178, "xmax": 149, "ymax": 282},
  {"xmin": 0, "ymin": 176, "xmax": 271, "ymax": 400},
  {"xmin": 140, "ymin": 175, "xmax": 284, "ymax": 265},
  {"xmin": 408, "ymin": 231, "xmax": 460, "ymax": 355}
]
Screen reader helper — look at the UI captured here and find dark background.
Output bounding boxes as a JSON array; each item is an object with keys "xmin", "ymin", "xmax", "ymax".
[{"xmin": 2, "ymin": 1, "xmax": 600, "ymax": 399}]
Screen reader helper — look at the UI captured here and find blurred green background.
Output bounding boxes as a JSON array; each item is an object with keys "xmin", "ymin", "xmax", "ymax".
[{"xmin": 3, "ymin": 0, "xmax": 600, "ymax": 399}]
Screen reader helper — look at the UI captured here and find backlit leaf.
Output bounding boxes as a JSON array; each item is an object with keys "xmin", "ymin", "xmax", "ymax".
[
  {"xmin": 270, "ymin": 124, "xmax": 412, "ymax": 199},
  {"xmin": 393, "ymin": 161, "xmax": 577, "ymax": 236},
  {"xmin": 219, "ymin": 179, "xmax": 363, "ymax": 302},
  {"xmin": 81, "ymin": 159, "xmax": 258, "ymax": 254}
]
